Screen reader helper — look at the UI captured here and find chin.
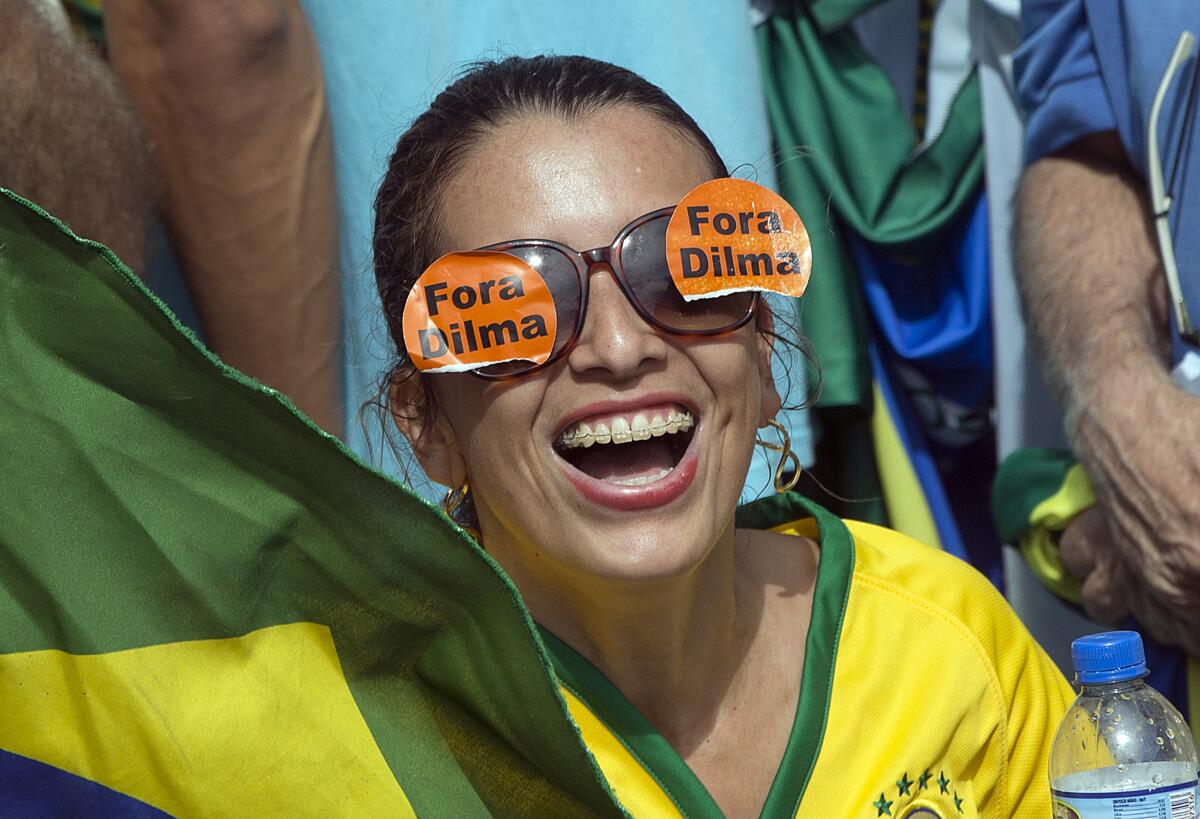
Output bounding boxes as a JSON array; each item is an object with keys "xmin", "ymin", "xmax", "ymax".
[{"xmin": 563, "ymin": 514, "xmax": 721, "ymax": 584}]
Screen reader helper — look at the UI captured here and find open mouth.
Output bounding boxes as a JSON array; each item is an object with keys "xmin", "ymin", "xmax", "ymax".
[{"xmin": 553, "ymin": 404, "xmax": 696, "ymax": 486}]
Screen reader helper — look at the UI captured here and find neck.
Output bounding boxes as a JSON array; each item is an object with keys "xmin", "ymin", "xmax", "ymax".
[{"xmin": 495, "ymin": 521, "xmax": 761, "ymax": 751}]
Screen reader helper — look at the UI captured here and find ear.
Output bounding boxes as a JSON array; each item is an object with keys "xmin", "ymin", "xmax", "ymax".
[
  {"xmin": 388, "ymin": 374, "xmax": 468, "ymax": 489},
  {"xmin": 756, "ymin": 304, "xmax": 783, "ymax": 426}
]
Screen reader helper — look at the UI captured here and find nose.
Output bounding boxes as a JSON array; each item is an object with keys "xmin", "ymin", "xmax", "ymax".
[{"xmin": 566, "ymin": 264, "xmax": 668, "ymax": 379}]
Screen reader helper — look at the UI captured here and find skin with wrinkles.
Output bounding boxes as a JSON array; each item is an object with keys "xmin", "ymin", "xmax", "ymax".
[
  {"xmin": 1015, "ymin": 131, "xmax": 1200, "ymax": 655},
  {"xmin": 105, "ymin": 0, "xmax": 343, "ymax": 433}
]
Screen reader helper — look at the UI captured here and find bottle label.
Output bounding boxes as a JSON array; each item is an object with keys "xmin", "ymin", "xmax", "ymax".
[{"xmin": 1051, "ymin": 781, "xmax": 1197, "ymax": 818}]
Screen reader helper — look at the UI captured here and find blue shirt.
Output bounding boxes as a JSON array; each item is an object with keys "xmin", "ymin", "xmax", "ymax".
[{"xmin": 1014, "ymin": 0, "xmax": 1200, "ymax": 355}]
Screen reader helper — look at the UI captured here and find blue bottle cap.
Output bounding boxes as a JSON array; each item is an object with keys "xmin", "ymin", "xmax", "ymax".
[{"xmin": 1071, "ymin": 631, "xmax": 1149, "ymax": 684}]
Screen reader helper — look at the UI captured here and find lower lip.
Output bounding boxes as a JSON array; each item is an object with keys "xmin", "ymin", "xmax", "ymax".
[{"xmin": 557, "ymin": 435, "xmax": 700, "ymax": 511}]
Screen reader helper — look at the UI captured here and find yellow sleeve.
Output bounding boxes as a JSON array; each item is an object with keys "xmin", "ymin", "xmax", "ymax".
[
  {"xmin": 997, "ymin": 613, "xmax": 1076, "ymax": 814},
  {"xmin": 843, "ymin": 519, "xmax": 1077, "ymax": 818}
]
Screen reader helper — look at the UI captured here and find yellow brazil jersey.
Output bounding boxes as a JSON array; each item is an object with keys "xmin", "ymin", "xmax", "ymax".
[{"xmin": 540, "ymin": 495, "xmax": 1075, "ymax": 818}]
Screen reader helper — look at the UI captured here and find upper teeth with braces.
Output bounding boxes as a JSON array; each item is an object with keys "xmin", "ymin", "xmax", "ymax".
[{"xmin": 557, "ymin": 409, "xmax": 694, "ymax": 449}]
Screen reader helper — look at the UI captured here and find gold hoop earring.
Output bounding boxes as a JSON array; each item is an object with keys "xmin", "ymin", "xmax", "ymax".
[
  {"xmin": 755, "ymin": 419, "xmax": 801, "ymax": 494},
  {"xmin": 441, "ymin": 481, "xmax": 470, "ymax": 519}
]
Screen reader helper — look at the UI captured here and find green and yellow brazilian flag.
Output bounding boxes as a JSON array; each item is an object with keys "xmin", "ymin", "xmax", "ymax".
[{"xmin": 0, "ymin": 189, "xmax": 627, "ymax": 816}]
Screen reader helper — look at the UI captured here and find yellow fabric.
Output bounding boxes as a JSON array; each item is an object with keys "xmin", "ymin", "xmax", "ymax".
[
  {"xmin": 560, "ymin": 687, "xmax": 685, "ymax": 818},
  {"xmin": 1018, "ymin": 464, "xmax": 1094, "ymax": 601},
  {"xmin": 0, "ymin": 622, "xmax": 416, "ymax": 817},
  {"xmin": 1028, "ymin": 463, "xmax": 1096, "ymax": 529},
  {"xmin": 871, "ymin": 383, "xmax": 943, "ymax": 549},
  {"xmin": 800, "ymin": 519, "xmax": 1074, "ymax": 817},
  {"xmin": 570, "ymin": 518, "xmax": 1074, "ymax": 817},
  {"xmin": 1018, "ymin": 465, "xmax": 1200, "ymax": 748}
]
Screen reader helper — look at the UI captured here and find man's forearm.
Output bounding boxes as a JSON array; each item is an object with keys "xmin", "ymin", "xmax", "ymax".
[
  {"xmin": 1013, "ymin": 132, "xmax": 1173, "ymax": 438},
  {"xmin": 105, "ymin": 0, "xmax": 343, "ymax": 433},
  {"xmin": 0, "ymin": 0, "xmax": 153, "ymax": 271}
]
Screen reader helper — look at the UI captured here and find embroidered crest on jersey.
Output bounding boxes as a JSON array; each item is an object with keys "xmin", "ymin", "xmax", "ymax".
[{"xmin": 899, "ymin": 807, "xmax": 944, "ymax": 818}]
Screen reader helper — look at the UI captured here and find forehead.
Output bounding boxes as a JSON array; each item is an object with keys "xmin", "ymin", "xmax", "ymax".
[{"xmin": 437, "ymin": 106, "xmax": 717, "ymax": 252}]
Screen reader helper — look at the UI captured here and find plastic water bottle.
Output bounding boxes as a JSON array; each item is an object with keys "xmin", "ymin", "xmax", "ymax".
[{"xmin": 1051, "ymin": 631, "xmax": 1198, "ymax": 818}]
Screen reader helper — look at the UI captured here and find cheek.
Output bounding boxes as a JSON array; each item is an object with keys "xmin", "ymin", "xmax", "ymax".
[
  {"xmin": 694, "ymin": 333, "xmax": 764, "ymax": 411},
  {"xmin": 437, "ymin": 377, "xmax": 545, "ymax": 476}
]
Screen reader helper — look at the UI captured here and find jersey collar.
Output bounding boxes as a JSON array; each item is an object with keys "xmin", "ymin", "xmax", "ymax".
[{"xmin": 538, "ymin": 494, "xmax": 855, "ymax": 818}]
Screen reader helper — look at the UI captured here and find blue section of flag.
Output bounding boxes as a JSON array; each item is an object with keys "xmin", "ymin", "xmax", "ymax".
[
  {"xmin": 0, "ymin": 748, "xmax": 171, "ymax": 818},
  {"xmin": 871, "ymin": 341, "xmax": 968, "ymax": 566},
  {"xmin": 855, "ymin": 193, "xmax": 1005, "ymax": 588},
  {"xmin": 853, "ymin": 194, "xmax": 992, "ymax": 411}
]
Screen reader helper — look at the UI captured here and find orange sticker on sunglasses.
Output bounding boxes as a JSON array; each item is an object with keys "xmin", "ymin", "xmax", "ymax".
[
  {"xmin": 402, "ymin": 251, "xmax": 558, "ymax": 373},
  {"xmin": 666, "ymin": 178, "xmax": 811, "ymax": 301}
]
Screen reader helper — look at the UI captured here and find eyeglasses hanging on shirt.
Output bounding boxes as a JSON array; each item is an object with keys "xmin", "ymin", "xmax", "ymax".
[{"xmin": 1148, "ymin": 30, "xmax": 1200, "ymax": 392}]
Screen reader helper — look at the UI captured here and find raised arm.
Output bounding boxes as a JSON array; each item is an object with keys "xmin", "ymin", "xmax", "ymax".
[
  {"xmin": 1014, "ymin": 132, "xmax": 1200, "ymax": 655},
  {"xmin": 105, "ymin": 0, "xmax": 343, "ymax": 434}
]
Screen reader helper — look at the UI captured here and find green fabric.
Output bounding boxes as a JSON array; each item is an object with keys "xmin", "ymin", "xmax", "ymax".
[
  {"xmin": 541, "ymin": 494, "xmax": 856, "ymax": 817},
  {"xmin": 802, "ymin": 0, "xmax": 892, "ymax": 33},
  {"xmin": 991, "ymin": 449, "xmax": 1082, "ymax": 545},
  {"xmin": 756, "ymin": 12, "xmax": 985, "ymax": 408},
  {"xmin": 0, "ymin": 188, "xmax": 625, "ymax": 816},
  {"xmin": 991, "ymin": 448, "xmax": 1091, "ymax": 603},
  {"xmin": 62, "ymin": 0, "xmax": 105, "ymax": 45},
  {"xmin": 799, "ymin": 405, "xmax": 889, "ymax": 525}
]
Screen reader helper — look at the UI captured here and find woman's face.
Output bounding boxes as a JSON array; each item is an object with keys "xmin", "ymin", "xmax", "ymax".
[{"xmin": 402, "ymin": 106, "xmax": 780, "ymax": 584}]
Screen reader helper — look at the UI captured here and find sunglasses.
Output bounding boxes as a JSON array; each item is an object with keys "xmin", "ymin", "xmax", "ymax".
[{"xmin": 465, "ymin": 206, "xmax": 759, "ymax": 379}]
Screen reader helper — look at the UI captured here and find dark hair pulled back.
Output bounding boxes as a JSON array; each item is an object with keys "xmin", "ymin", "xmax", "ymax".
[{"xmin": 371, "ymin": 55, "xmax": 728, "ymax": 425}]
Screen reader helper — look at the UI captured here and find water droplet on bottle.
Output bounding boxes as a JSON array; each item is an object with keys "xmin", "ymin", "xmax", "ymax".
[
  {"xmin": 1105, "ymin": 706, "xmax": 1114, "ymax": 715},
  {"xmin": 1147, "ymin": 717, "xmax": 1155, "ymax": 725},
  {"xmin": 1153, "ymin": 774, "xmax": 1164, "ymax": 785},
  {"xmin": 1156, "ymin": 736, "xmax": 1165, "ymax": 746},
  {"xmin": 1118, "ymin": 764, "xmax": 1127, "ymax": 773},
  {"xmin": 1113, "ymin": 714, "xmax": 1122, "ymax": 724},
  {"xmin": 1167, "ymin": 728, "xmax": 1176, "ymax": 739}
]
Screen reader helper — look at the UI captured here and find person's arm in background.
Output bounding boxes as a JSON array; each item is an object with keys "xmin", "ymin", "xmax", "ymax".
[
  {"xmin": 0, "ymin": 0, "xmax": 154, "ymax": 272},
  {"xmin": 104, "ymin": 0, "xmax": 343, "ymax": 434},
  {"xmin": 1014, "ymin": 131, "xmax": 1200, "ymax": 656}
]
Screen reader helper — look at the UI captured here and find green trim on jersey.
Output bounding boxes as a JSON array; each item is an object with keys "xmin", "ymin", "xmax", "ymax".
[{"xmin": 539, "ymin": 494, "xmax": 855, "ymax": 817}]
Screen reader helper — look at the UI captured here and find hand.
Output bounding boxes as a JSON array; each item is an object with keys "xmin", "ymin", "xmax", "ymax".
[
  {"xmin": 1066, "ymin": 374, "xmax": 1200, "ymax": 656},
  {"xmin": 1059, "ymin": 505, "xmax": 1200, "ymax": 655},
  {"xmin": 1059, "ymin": 506, "xmax": 1129, "ymax": 623}
]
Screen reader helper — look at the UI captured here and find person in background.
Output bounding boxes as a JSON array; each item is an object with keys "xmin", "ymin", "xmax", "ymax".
[
  {"xmin": 105, "ymin": 0, "xmax": 342, "ymax": 434},
  {"xmin": 1009, "ymin": 0, "xmax": 1200, "ymax": 714}
]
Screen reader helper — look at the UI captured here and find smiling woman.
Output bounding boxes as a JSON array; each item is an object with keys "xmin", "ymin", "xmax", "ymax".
[{"xmin": 372, "ymin": 56, "xmax": 1075, "ymax": 818}]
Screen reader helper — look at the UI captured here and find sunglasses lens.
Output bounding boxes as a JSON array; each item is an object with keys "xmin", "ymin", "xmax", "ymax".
[
  {"xmin": 472, "ymin": 245, "xmax": 582, "ymax": 377},
  {"xmin": 620, "ymin": 216, "xmax": 756, "ymax": 331}
]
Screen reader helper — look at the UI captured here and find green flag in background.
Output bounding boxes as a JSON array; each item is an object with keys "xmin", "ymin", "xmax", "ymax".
[
  {"xmin": 0, "ymin": 188, "xmax": 623, "ymax": 817},
  {"xmin": 753, "ymin": 4, "xmax": 984, "ymax": 525},
  {"xmin": 757, "ymin": 6, "xmax": 984, "ymax": 409}
]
